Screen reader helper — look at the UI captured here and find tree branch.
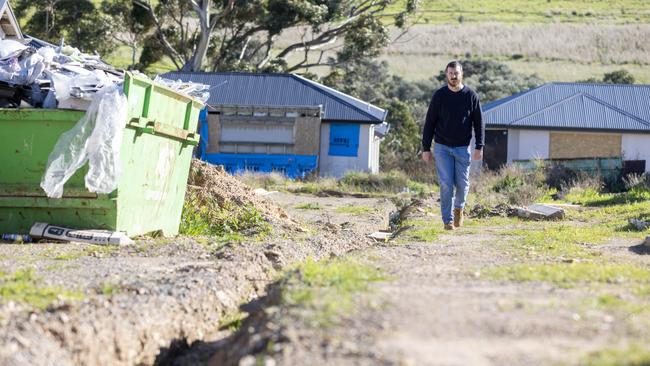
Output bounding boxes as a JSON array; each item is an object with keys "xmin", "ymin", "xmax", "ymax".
[{"xmin": 133, "ymin": 0, "xmax": 184, "ymax": 68}]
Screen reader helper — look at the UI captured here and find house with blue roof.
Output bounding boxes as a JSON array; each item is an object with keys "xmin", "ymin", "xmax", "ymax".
[
  {"xmin": 483, "ymin": 82, "xmax": 650, "ymax": 173},
  {"xmin": 163, "ymin": 71, "xmax": 388, "ymax": 178}
]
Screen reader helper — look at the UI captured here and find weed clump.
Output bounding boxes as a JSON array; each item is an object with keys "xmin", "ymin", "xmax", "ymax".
[
  {"xmin": 471, "ymin": 164, "xmax": 547, "ymax": 207},
  {"xmin": 180, "ymin": 160, "xmax": 296, "ymax": 237},
  {"xmin": 281, "ymin": 257, "xmax": 384, "ymax": 326},
  {"xmin": 0, "ymin": 268, "xmax": 83, "ymax": 309}
]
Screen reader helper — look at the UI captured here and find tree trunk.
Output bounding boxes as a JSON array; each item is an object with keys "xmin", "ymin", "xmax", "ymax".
[{"xmin": 185, "ymin": 0, "xmax": 213, "ymax": 72}]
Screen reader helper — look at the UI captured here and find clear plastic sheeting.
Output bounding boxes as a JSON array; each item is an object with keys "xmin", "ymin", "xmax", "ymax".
[
  {"xmin": 153, "ymin": 75, "xmax": 210, "ymax": 103},
  {"xmin": 40, "ymin": 83, "xmax": 128, "ymax": 198}
]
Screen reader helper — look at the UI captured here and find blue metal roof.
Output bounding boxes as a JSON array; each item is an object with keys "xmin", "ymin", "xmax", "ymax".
[
  {"xmin": 162, "ymin": 71, "xmax": 387, "ymax": 123},
  {"xmin": 483, "ymin": 83, "xmax": 650, "ymax": 133}
]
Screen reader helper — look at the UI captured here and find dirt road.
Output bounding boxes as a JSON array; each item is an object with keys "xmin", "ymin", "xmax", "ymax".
[
  {"xmin": 206, "ymin": 192, "xmax": 650, "ymax": 366},
  {"xmin": 1, "ymin": 189, "xmax": 648, "ymax": 366}
]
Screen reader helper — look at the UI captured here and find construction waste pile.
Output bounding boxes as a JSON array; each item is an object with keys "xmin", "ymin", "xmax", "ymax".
[{"xmin": 0, "ymin": 39, "xmax": 208, "ymax": 110}]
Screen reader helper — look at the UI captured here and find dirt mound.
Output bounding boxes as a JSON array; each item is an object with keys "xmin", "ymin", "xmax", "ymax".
[{"xmin": 187, "ymin": 160, "xmax": 298, "ymax": 229}]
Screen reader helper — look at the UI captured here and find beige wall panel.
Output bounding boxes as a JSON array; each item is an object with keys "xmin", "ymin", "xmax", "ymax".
[
  {"xmin": 549, "ymin": 132, "xmax": 621, "ymax": 159},
  {"xmin": 293, "ymin": 116, "xmax": 321, "ymax": 155},
  {"xmin": 206, "ymin": 114, "xmax": 221, "ymax": 153}
]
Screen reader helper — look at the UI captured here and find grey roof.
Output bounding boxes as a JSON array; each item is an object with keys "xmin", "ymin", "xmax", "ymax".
[
  {"xmin": 25, "ymin": 35, "xmax": 55, "ymax": 49},
  {"xmin": 483, "ymin": 83, "xmax": 650, "ymax": 133},
  {"xmin": 163, "ymin": 71, "xmax": 387, "ymax": 123}
]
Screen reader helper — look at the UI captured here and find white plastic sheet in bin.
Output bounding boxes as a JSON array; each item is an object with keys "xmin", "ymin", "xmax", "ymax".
[{"xmin": 40, "ymin": 83, "xmax": 128, "ymax": 198}]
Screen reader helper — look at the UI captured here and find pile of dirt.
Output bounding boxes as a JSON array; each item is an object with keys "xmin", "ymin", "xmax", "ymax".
[{"xmin": 187, "ymin": 159, "xmax": 298, "ymax": 229}]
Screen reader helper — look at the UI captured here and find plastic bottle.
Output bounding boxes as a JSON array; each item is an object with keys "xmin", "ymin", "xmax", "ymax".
[{"xmin": 1, "ymin": 234, "xmax": 32, "ymax": 243}]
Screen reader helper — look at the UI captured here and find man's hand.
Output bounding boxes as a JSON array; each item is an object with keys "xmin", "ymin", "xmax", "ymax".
[
  {"xmin": 472, "ymin": 149, "xmax": 483, "ymax": 161},
  {"xmin": 421, "ymin": 151, "xmax": 432, "ymax": 162}
]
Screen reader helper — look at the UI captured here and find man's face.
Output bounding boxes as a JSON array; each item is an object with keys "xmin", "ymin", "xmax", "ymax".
[{"xmin": 446, "ymin": 66, "xmax": 463, "ymax": 87}]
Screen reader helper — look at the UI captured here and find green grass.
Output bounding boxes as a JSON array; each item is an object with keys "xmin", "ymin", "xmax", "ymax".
[
  {"xmin": 339, "ymin": 171, "xmax": 433, "ymax": 195},
  {"xmin": 180, "ymin": 190, "xmax": 271, "ymax": 239},
  {"xmin": 282, "ymin": 257, "xmax": 385, "ymax": 326},
  {"xmin": 48, "ymin": 245, "xmax": 120, "ymax": 261},
  {"xmin": 584, "ymin": 294, "xmax": 650, "ymax": 315},
  {"xmin": 219, "ymin": 312, "xmax": 247, "ymax": 332},
  {"xmin": 295, "ymin": 202, "xmax": 322, "ymax": 210},
  {"xmin": 100, "ymin": 282, "xmax": 121, "ymax": 296},
  {"xmin": 334, "ymin": 205, "xmax": 374, "ymax": 215},
  {"xmin": 504, "ymin": 224, "xmax": 610, "ymax": 259},
  {"xmin": 485, "ymin": 263, "xmax": 650, "ymax": 288},
  {"xmin": 399, "ymin": 219, "xmax": 446, "ymax": 243},
  {"xmin": 0, "ymin": 268, "xmax": 83, "ymax": 309},
  {"xmin": 582, "ymin": 344, "xmax": 650, "ymax": 366},
  {"xmin": 385, "ymin": 0, "xmax": 650, "ymax": 24}
]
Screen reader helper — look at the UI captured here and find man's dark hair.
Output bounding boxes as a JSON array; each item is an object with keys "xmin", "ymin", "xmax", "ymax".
[{"xmin": 446, "ymin": 61, "xmax": 463, "ymax": 71}]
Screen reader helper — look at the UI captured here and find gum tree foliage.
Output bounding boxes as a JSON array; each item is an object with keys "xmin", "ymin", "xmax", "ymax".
[
  {"xmin": 602, "ymin": 69, "xmax": 635, "ymax": 84},
  {"xmin": 132, "ymin": 0, "xmax": 419, "ymax": 72},
  {"xmin": 323, "ymin": 58, "xmax": 422, "ymax": 164},
  {"xmin": 434, "ymin": 59, "xmax": 542, "ymax": 103},
  {"xmin": 580, "ymin": 69, "xmax": 636, "ymax": 84},
  {"xmin": 101, "ymin": 0, "xmax": 155, "ymax": 69},
  {"xmin": 13, "ymin": 0, "xmax": 112, "ymax": 55}
]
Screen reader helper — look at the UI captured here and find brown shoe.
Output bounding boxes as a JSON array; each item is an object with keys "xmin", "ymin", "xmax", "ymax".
[
  {"xmin": 453, "ymin": 208, "xmax": 464, "ymax": 228},
  {"xmin": 444, "ymin": 222, "xmax": 455, "ymax": 230}
]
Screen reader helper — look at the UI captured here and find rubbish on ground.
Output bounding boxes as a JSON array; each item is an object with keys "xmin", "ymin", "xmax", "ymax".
[
  {"xmin": 253, "ymin": 188, "xmax": 278, "ymax": 196},
  {"xmin": 368, "ymin": 231, "xmax": 392, "ymax": 242},
  {"xmin": 629, "ymin": 218, "xmax": 650, "ymax": 231},
  {"xmin": 469, "ymin": 203, "xmax": 516, "ymax": 218},
  {"xmin": 29, "ymin": 222, "xmax": 133, "ymax": 245},
  {"xmin": 1, "ymin": 234, "xmax": 32, "ymax": 243},
  {"xmin": 40, "ymin": 83, "xmax": 128, "ymax": 198},
  {"xmin": 515, "ymin": 204, "xmax": 565, "ymax": 220}
]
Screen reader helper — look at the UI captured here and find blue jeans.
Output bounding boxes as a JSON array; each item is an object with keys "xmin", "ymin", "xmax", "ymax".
[{"xmin": 433, "ymin": 143, "xmax": 471, "ymax": 224}]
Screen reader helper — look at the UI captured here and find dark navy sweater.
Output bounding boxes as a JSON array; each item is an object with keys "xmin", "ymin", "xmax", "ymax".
[{"xmin": 421, "ymin": 85, "xmax": 485, "ymax": 151}]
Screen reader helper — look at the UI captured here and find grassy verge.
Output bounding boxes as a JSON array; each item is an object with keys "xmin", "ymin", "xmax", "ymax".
[
  {"xmin": 396, "ymin": 219, "xmax": 447, "ymax": 243},
  {"xmin": 295, "ymin": 203, "xmax": 321, "ymax": 210},
  {"xmin": 0, "ymin": 268, "xmax": 83, "ymax": 309},
  {"xmin": 281, "ymin": 257, "xmax": 385, "ymax": 326},
  {"xmin": 238, "ymin": 171, "xmax": 436, "ymax": 198},
  {"xmin": 334, "ymin": 205, "xmax": 375, "ymax": 215},
  {"xmin": 582, "ymin": 344, "xmax": 650, "ymax": 366},
  {"xmin": 385, "ymin": 0, "xmax": 650, "ymax": 24},
  {"xmin": 485, "ymin": 263, "xmax": 650, "ymax": 288}
]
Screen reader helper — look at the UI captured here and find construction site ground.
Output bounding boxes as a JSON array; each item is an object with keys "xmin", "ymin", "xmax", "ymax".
[{"xmin": 1, "ymin": 184, "xmax": 650, "ymax": 366}]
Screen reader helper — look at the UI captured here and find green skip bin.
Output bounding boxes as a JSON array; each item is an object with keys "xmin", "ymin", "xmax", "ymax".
[{"xmin": 0, "ymin": 72, "xmax": 203, "ymax": 236}]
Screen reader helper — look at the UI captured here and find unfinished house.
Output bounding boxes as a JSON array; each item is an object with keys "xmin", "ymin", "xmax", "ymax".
[
  {"xmin": 164, "ymin": 72, "xmax": 388, "ymax": 178},
  {"xmin": 0, "ymin": 0, "xmax": 21, "ymax": 40},
  {"xmin": 482, "ymin": 83, "xmax": 650, "ymax": 176}
]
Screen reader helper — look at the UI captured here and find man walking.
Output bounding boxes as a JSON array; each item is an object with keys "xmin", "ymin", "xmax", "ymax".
[{"xmin": 421, "ymin": 61, "xmax": 484, "ymax": 230}]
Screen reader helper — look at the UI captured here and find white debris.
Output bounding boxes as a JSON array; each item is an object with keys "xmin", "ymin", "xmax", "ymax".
[
  {"xmin": 515, "ymin": 204, "xmax": 565, "ymax": 220},
  {"xmin": 29, "ymin": 222, "xmax": 134, "ymax": 245}
]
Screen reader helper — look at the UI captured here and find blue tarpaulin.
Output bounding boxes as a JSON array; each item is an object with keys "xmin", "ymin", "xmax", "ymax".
[
  {"xmin": 202, "ymin": 153, "xmax": 318, "ymax": 178},
  {"xmin": 197, "ymin": 109, "xmax": 318, "ymax": 178}
]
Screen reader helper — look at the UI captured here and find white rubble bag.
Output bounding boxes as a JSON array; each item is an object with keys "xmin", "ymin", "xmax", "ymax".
[{"xmin": 40, "ymin": 83, "xmax": 128, "ymax": 198}]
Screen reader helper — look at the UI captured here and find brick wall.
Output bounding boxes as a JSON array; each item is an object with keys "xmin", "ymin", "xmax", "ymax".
[{"xmin": 549, "ymin": 132, "xmax": 621, "ymax": 159}]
